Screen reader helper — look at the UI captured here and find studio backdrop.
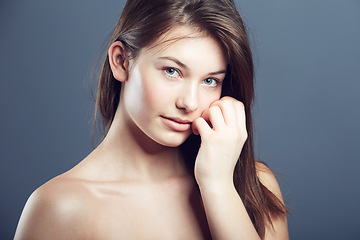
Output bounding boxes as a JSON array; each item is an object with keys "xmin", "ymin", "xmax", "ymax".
[{"xmin": 1, "ymin": 0, "xmax": 359, "ymax": 239}]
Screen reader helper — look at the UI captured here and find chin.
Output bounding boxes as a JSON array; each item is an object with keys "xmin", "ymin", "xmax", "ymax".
[{"xmin": 156, "ymin": 131, "xmax": 192, "ymax": 148}]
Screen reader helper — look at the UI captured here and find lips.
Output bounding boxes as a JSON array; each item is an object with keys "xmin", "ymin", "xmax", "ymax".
[{"xmin": 161, "ymin": 116, "xmax": 192, "ymax": 132}]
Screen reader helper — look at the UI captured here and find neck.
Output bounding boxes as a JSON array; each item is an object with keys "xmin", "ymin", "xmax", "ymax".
[{"xmin": 92, "ymin": 106, "xmax": 189, "ymax": 182}]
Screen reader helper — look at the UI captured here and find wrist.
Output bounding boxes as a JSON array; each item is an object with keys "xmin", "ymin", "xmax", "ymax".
[{"xmin": 196, "ymin": 176, "xmax": 235, "ymax": 194}]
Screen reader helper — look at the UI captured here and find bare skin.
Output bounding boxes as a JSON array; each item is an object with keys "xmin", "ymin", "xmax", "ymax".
[
  {"xmin": 15, "ymin": 163, "xmax": 211, "ymax": 239},
  {"xmin": 15, "ymin": 26, "xmax": 288, "ymax": 239},
  {"xmin": 15, "ymin": 109, "xmax": 212, "ymax": 239}
]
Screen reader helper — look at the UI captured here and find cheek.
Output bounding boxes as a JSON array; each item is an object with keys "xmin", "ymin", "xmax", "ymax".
[
  {"xmin": 123, "ymin": 65, "xmax": 155, "ymax": 118},
  {"xmin": 138, "ymin": 68, "xmax": 174, "ymax": 111},
  {"xmin": 198, "ymin": 89, "xmax": 222, "ymax": 112},
  {"xmin": 142, "ymin": 81, "xmax": 164, "ymax": 105}
]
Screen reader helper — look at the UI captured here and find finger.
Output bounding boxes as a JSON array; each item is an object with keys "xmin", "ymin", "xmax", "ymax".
[
  {"xmin": 208, "ymin": 105, "xmax": 225, "ymax": 130},
  {"xmin": 192, "ymin": 117, "xmax": 212, "ymax": 137},
  {"xmin": 212, "ymin": 98, "xmax": 237, "ymax": 127},
  {"xmin": 200, "ymin": 108, "xmax": 211, "ymax": 126},
  {"xmin": 234, "ymin": 101, "xmax": 246, "ymax": 125},
  {"xmin": 200, "ymin": 107, "xmax": 217, "ymax": 129},
  {"xmin": 192, "ymin": 125, "xmax": 200, "ymax": 135},
  {"xmin": 234, "ymin": 101, "xmax": 248, "ymax": 136}
]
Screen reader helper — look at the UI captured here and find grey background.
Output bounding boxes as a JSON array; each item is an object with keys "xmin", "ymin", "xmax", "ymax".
[{"xmin": 1, "ymin": 0, "xmax": 359, "ymax": 239}]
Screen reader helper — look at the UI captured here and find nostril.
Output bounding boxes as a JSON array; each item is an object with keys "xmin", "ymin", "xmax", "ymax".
[
  {"xmin": 176, "ymin": 99, "xmax": 198, "ymax": 112},
  {"xmin": 176, "ymin": 92, "xmax": 198, "ymax": 112}
]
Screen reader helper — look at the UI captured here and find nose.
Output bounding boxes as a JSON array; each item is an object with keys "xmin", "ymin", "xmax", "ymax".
[{"xmin": 175, "ymin": 82, "xmax": 198, "ymax": 112}]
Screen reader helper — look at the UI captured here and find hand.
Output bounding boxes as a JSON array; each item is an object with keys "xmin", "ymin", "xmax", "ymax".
[{"xmin": 192, "ymin": 97, "xmax": 248, "ymax": 188}]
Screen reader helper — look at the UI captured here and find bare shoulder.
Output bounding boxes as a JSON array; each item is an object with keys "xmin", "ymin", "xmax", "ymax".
[
  {"xmin": 14, "ymin": 174, "xmax": 94, "ymax": 240},
  {"xmin": 255, "ymin": 161, "xmax": 284, "ymax": 202},
  {"xmin": 255, "ymin": 161, "xmax": 289, "ymax": 240}
]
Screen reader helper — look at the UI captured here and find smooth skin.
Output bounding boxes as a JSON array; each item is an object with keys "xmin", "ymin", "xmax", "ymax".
[{"xmin": 15, "ymin": 26, "xmax": 288, "ymax": 240}]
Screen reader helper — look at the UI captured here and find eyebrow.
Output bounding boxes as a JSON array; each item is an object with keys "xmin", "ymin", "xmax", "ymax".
[
  {"xmin": 158, "ymin": 57, "xmax": 188, "ymax": 69},
  {"xmin": 158, "ymin": 56, "xmax": 227, "ymax": 75}
]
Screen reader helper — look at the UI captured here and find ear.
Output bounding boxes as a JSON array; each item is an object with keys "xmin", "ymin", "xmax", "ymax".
[{"xmin": 108, "ymin": 41, "xmax": 129, "ymax": 82}]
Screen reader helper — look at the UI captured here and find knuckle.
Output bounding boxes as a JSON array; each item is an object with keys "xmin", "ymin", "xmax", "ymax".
[
  {"xmin": 221, "ymin": 97, "xmax": 234, "ymax": 106},
  {"xmin": 236, "ymin": 100, "xmax": 245, "ymax": 108},
  {"xmin": 243, "ymin": 131, "xmax": 248, "ymax": 140},
  {"xmin": 222, "ymin": 96, "xmax": 234, "ymax": 101},
  {"xmin": 235, "ymin": 128, "xmax": 248, "ymax": 142},
  {"xmin": 209, "ymin": 105, "xmax": 220, "ymax": 114}
]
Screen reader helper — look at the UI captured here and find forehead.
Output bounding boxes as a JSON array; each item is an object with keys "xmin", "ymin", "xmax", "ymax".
[{"xmin": 139, "ymin": 26, "xmax": 227, "ymax": 69}]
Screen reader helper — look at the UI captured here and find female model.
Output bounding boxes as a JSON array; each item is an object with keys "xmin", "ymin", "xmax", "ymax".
[{"xmin": 15, "ymin": 0, "xmax": 289, "ymax": 239}]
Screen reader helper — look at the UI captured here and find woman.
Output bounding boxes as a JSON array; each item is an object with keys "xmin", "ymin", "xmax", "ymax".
[{"xmin": 15, "ymin": 0, "xmax": 289, "ymax": 239}]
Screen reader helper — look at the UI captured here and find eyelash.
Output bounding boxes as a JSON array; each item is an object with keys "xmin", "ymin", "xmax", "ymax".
[
  {"xmin": 163, "ymin": 67, "xmax": 181, "ymax": 78},
  {"xmin": 162, "ymin": 67, "xmax": 221, "ymax": 87},
  {"xmin": 202, "ymin": 78, "xmax": 220, "ymax": 87}
]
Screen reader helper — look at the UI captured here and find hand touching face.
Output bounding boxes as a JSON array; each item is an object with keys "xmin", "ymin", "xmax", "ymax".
[{"xmin": 192, "ymin": 97, "xmax": 248, "ymax": 186}]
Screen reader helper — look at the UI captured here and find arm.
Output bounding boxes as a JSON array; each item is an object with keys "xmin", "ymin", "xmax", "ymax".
[
  {"xmin": 198, "ymin": 180, "xmax": 260, "ymax": 240},
  {"xmin": 192, "ymin": 97, "xmax": 288, "ymax": 240},
  {"xmin": 198, "ymin": 167, "xmax": 289, "ymax": 240}
]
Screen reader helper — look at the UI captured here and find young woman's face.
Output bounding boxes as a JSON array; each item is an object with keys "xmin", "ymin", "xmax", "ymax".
[{"xmin": 121, "ymin": 27, "xmax": 227, "ymax": 147}]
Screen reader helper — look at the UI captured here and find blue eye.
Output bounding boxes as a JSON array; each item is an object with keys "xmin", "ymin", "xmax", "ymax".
[
  {"xmin": 164, "ymin": 68, "xmax": 180, "ymax": 77},
  {"xmin": 202, "ymin": 78, "xmax": 219, "ymax": 87}
]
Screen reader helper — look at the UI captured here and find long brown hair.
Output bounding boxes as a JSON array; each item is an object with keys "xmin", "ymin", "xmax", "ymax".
[{"xmin": 95, "ymin": 0, "xmax": 287, "ymax": 238}]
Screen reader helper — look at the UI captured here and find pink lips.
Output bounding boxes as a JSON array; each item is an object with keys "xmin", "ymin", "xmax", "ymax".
[{"xmin": 161, "ymin": 116, "xmax": 191, "ymax": 132}]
